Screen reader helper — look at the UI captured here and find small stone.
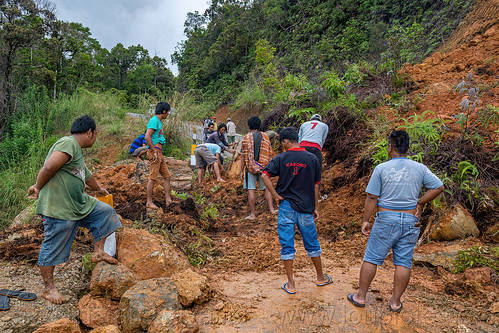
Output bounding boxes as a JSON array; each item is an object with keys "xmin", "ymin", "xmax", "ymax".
[{"xmin": 214, "ymin": 301, "xmax": 225, "ymax": 311}]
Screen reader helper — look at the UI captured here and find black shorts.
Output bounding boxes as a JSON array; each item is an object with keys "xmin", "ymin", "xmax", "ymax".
[{"xmin": 304, "ymin": 146, "xmax": 323, "ymax": 172}]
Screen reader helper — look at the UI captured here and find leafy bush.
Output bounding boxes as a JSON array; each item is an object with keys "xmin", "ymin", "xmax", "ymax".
[
  {"xmin": 454, "ymin": 246, "xmax": 499, "ymax": 273},
  {"xmin": 321, "ymin": 70, "xmax": 345, "ymax": 99}
]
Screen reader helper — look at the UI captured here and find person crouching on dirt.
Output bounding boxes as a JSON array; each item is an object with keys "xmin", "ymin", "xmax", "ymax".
[
  {"xmin": 262, "ymin": 127, "xmax": 333, "ymax": 294},
  {"xmin": 27, "ymin": 115, "xmax": 122, "ymax": 304},
  {"xmin": 347, "ymin": 130, "xmax": 443, "ymax": 312},
  {"xmin": 240, "ymin": 116, "xmax": 276, "ymax": 220},
  {"xmin": 129, "ymin": 132, "xmax": 148, "ymax": 161},
  {"xmin": 145, "ymin": 102, "xmax": 173, "ymax": 209},
  {"xmin": 298, "ymin": 114, "xmax": 328, "ymax": 174},
  {"xmin": 194, "ymin": 143, "xmax": 225, "ymax": 184}
]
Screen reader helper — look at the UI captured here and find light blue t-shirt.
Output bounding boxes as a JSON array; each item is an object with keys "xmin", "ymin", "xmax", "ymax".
[
  {"xmin": 202, "ymin": 143, "xmax": 221, "ymax": 155},
  {"xmin": 366, "ymin": 157, "xmax": 443, "ymax": 210},
  {"xmin": 146, "ymin": 116, "xmax": 166, "ymax": 146}
]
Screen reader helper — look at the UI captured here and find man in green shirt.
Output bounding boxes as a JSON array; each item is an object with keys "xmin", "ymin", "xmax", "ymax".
[
  {"xmin": 145, "ymin": 101, "xmax": 172, "ymax": 209},
  {"xmin": 28, "ymin": 115, "xmax": 121, "ymax": 304}
]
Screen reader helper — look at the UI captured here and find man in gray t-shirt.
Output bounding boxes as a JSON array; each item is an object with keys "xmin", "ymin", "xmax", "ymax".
[{"xmin": 347, "ymin": 130, "xmax": 443, "ymax": 313}]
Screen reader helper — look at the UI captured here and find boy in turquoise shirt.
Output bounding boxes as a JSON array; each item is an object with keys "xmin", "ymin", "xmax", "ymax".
[{"xmin": 145, "ymin": 102, "xmax": 172, "ymax": 209}]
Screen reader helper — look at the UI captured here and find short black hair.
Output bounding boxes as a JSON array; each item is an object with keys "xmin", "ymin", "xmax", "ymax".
[
  {"xmin": 71, "ymin": 115, "xmax": 96, "ymax": 134},
  {"xmin": 217, "ymin": 123, "xmax": 227, "ymax": 133},
  {"xmin": 248, "ymin": 116, "xmax": 261, "ymax": 130},
  {"xmin": 208, "ymin": 122, "xmax": 214, "ymax": 127},
  {"xmin": 276, "ymin": 127, "xmax": 283, "ymax": 134},
  {"xmin": 155, "ymin": 101, "xmax": 171, "ymax": 114},
  {"xmin": 389, "ymin": 130, "xmax": 410, "ymax": 154},
  {"xmin": 279, "ymin": 127, "xmax": 299, "ymax": 143}
]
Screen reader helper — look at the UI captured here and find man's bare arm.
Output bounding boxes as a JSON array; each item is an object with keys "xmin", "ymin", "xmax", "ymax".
[
  {"xmin": 361, "ymin": 193, "xmax": 379, "ymax": 235},
  {"xmin": 416, "ymin": 185, "xmax": 444, "ymax": 217},
  {"xmin": 28, "ymin": 151, "xmax": 70, "ymax": 199},
  {"xmin": 86, "ymin": 175, "xmax": 108, "ymax": 196},
  {"xmin": 262, "ymin": 173, "xmax": 283, "ymax": 201}
]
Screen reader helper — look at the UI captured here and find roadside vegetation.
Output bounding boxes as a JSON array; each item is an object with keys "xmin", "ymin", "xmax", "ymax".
[{"xmin": 1, "ymin": 0, "xmax": 497, "ymax": 252}]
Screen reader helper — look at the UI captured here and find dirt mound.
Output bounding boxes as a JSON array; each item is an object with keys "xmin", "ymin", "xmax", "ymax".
[
  {"xmin": 439, "ymin": 0, "xmax": 499, "ymax": 54},
  {"xmin": 401, "ymin": 25, "xmax": 499, "ymax": 122}
]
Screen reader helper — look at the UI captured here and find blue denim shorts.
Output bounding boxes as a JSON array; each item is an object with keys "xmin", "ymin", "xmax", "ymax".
[
  {"xmin": 277, "ymin": 200, "xmax": 322, "ymax": 260},
  {"xmin": 38, "ymin": 201, "xmax": 122, "ymax": 267},
  {"xmin": 363, "ymin": 211, "xmax": 420, "ymax": 269}
]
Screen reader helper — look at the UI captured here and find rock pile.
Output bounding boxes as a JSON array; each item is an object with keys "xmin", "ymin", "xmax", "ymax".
[{"xmin": 38, "ymin": 227, "xmax": 210, "ymax": 332}]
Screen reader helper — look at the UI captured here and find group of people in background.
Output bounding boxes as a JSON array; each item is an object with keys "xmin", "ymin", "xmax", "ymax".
[{"xmin": 29, "ymin": 101, "xmax": 444, "ymax": 316}]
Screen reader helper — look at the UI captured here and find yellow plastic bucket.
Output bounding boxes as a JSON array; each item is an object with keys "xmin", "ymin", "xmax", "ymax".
[{"xmin": 96, "ymin": 194, "xmax": 113, "ymax": 207}]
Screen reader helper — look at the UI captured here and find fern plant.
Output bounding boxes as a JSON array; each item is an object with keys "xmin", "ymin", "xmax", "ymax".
[{"xmin": 400, "ymin": 110, "xmax": 444, "ymax": 162}]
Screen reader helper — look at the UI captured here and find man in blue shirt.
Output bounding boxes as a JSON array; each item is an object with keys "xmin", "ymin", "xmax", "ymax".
[
  {"xmin": 129, "ymin": 133, "xmax": 147, "ymax": 161},
  {"xmin": 262, "ymin": 127, "xmax": 333, "ymax": 294},
  {"xmin": 347, "ymin": 130, "xmax": 444, "ymax": 312},
  {"xmin": 194, "ymin": 143, "xmax": 225, "ymax": 184},
  {"xmin": 145, "ymin": 102, "xmax": 172, "ymax": 209}
]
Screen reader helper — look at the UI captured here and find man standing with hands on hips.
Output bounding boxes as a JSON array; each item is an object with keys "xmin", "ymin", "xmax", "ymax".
[
  {"xmin": 145, "ymin": 102, "xmax": 172, "ymax": 209},
  {"xmin": 347, "ymin": 130, "xmax": 443, "ymax": 312}
]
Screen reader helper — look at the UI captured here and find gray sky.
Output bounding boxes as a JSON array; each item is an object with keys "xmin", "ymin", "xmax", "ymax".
[{"xmin": 49, "ymin": 0, "xmax": 210, "ymax": 75}]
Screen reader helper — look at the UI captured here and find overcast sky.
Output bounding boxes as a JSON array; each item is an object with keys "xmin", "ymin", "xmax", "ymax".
[{"xmin": 49, "ymin": 0, "xmax": 210, "ymax": 75}]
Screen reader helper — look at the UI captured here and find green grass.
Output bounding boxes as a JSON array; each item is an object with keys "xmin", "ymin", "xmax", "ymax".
[{"xmin": 0, "ymin": 87, "xmax": 129, "ymax": 229}]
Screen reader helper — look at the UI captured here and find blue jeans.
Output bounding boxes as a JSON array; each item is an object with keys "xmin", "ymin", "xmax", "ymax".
[
  {"xmin": 277, "ymin": 200, "xmax": 322, "ymax": 260},
  {"xmin": 38, "ymin": 201, "xmax": 121, "ymax": 267},
  {"xmin": 363, "ymin": 211, "xmax": 420, "ymax": 269}
]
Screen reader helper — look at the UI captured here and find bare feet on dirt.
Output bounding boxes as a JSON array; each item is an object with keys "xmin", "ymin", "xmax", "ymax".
[
  {"xmin": 91, "ymin": 253, "xmax": 118, "ymax": 265},
  {"xmin": 42, "ymin": 288, "xmax": 67, "ymax": 304},
  {"xmin": 270, "ymin": 209, "xmax": 278, "ymax": 215},
  {"xmin": 245, "ymin": 215, "xmax": 256, "ymax": 220},
  {"xmin": 217, "ymin": 178, "xmax": 226, "ymax": 183},
  {"xmin": 146, "ymin": 203, "xmax": 159, "ymax": 209}
]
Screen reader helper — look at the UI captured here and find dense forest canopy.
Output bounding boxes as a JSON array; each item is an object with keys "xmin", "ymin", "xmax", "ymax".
[
  {"xmin": 172, "ymin": 0, "xmax": 472, "ymax": 103},
  {"xmin": 0, "ymin": 0, "xmax": 175, "ymax": 137}
]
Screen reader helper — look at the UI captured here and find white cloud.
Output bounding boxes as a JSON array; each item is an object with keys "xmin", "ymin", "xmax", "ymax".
[{"xmin": 50, "ymin": 0, "xmax": 209, "ymax": 74}]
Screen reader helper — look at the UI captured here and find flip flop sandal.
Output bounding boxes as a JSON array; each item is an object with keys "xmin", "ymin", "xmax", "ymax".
[
  {"xmin": 0, "ymin": 295, "xmax": 10, "ymax": 310},
  {"xmin": 389, "ymin": 302, "xmax": 403, "ymax": 313},
  {"xmin": 0, "ymin": 289, "xmax": 37, "ymax": 301},
  {"xmin": 316, "ymin": 274, "xmax": 334, "ymax": 286},
  {"xmin": 347, "ymin": 293, "xmax": 366, "ymax": 308},
  {"xmin": 281, "ymin": 282, "xmax": 296, "ymax": 294}
]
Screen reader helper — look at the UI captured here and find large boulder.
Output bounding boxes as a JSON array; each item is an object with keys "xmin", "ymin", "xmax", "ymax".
[
  {"xmin": 148, "ymin": 310, "xmax": 199, "ymax": 333},
  {"xmin": 117, "ymin": 228, "xmax": 190, "ymax": 280},
  {"xmin": 430, "ymin": 204, "xmax": 480, "ymax": 241},
  {"xmin": 171, "ymin": 268, "xmax": 211, "ymax": 307},
  {"xmin": 88, "ymin": 326, "xmax": 120, "ymax": 333},
  {"xmin": 90, "ymin": 262, "xmax": 138, "ymax": 300},
  {"xmin": 78, "ymin": 294, "xmax": 120, "ymax": 329},
  {"xmin": 33, "ymin": 319, "xmax": 81, "ymax": 333},
  {"xmin": 413, "ymin": 239, "xmax": 482, "ymax": 271},
  {"xmin": 120, "ymin": 278, "xmax": 181, "ymax": 332}
]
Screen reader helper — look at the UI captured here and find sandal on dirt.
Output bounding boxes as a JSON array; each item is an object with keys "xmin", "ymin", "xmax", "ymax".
[
  {"xmin": 0, "ymin": 295, "xmax": 10, "ymax": 310},
  {"xmin": 281, "ymin": 283, "xmax": 296, "ymax": 294},
  {"xmin": 347, "ymin": 293, "xmax": 365, "ymax": 308},
  {"xmin": 0, "ymin": 289, "xmax": 37, "ymax": 301},
  {"xmin": 389, "ymin": 302, "xmax": 403, "ymax": 313},
  {"xmin": 316, "ymin": 274, "xmax": 334, "ymax": 287}
]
